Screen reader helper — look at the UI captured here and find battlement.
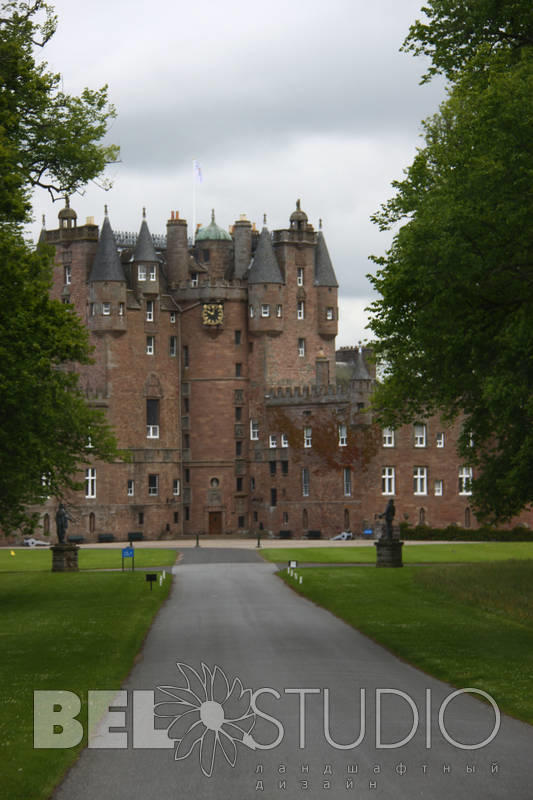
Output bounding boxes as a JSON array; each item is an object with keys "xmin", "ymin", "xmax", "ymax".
[{"xmin": 265, "ymin": 384, "xmax": 352, "ymax": 406}]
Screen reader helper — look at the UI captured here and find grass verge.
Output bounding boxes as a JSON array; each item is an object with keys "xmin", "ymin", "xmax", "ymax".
[
  {"xmin": 280, "ymin": 561, "xmax": 533, "ymax": 725},
  {"xmin": 0, "ymin": 547, "xmax": 177, "ymax": 572},
  {"xmin": 0, "ymin": 571, "xmax": 171, "ymax": 800},
  {"xmin": 262, "ymin": 541, "xmax": 533, "ymax": 564}
]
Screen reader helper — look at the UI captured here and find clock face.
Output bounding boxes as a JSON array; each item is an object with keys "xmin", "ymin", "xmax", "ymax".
[{"xmin": 202, "ymin": 303, "xmax": 224, "ymax": 326}]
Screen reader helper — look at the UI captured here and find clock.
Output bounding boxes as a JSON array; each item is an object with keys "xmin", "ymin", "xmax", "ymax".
[{"xmin": 202, "ymin": 303, "xmax": 224, "ymax": 326}]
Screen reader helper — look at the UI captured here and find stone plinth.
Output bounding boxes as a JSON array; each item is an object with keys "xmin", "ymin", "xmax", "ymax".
[
  {"xmin": 375, "ymin": 539, "xmax": 404, "ymax": 568},
  {"xmin": 51, "ymin": 544, "xmax": 79, "ymax": 572}
]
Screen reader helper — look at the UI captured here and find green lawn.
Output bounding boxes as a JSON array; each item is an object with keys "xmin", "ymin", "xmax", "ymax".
[
  {"xmin": 0, "ymin": 547, "xmax": 177, "ymax": 572},
  {"xmin": 262, "ymin": 541, "xmax": 533, "ymax": 564},
  {"xmin": 281, "ymin": 560, "xmax": 533, "ymax": 724},
  {"xmin": 0, "ymin": 571, "xmax": 171, "ymax": 800}
]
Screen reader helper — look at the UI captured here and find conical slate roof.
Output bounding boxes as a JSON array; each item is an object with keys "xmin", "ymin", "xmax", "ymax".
[
  {"xmin": 133, "ymin": 211, "xmax": 158, "ymax": 262},
  {"xmin": 196, "ymin": 209, "xmax": 232, "ymax": 242},
  {"xmin": 89, "ymin": 213, "xmax": 126, "ymax": 282},
  {"xmin": 352, "ymin": 348, "xmax": 372, "ymax": 381},
  {"xmin": 314, "ymin": 231, "xmax": 338, "ymax": 287},
  {"xmin": 247, "ymin": 227, "xmax": 283, "ymax": 284}
]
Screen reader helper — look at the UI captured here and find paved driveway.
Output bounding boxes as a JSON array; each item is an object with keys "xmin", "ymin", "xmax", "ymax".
[{"xmin": 54, "ymin": 549, "xmax": 533, "ymax": 799}]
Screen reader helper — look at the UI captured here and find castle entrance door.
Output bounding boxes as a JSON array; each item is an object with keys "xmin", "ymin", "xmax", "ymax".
[{"xmin": 209, "ymin": 512, "xmax": 222, "ymax": 535}]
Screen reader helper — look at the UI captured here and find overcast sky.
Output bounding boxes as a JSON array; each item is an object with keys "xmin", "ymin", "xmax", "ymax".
[{"xmin": 31, "ymin": 0, "xmax": 446, "ymax": 346}]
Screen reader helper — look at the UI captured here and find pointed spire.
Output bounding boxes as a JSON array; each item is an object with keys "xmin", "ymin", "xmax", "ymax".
[
  {"xmin": 352, "ymin": 347, "xmax": 372, "ymax": 381},
  {"xmin": 248, "ymin": 226, "xmax": 283, "ymax": 284},
  {"xmin": 133, "ymin": 210, "xmax": 158, "ymax": 262},
  {"xmin": 89, "ymin": 213, "xmax": 126, "ymax": 282},
  {"xmin": 314, "ymin": 231, "xmax": 338, "ymax": 287}
]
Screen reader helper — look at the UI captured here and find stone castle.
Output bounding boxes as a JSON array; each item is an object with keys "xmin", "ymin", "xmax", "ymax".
[{"xmin": 34, "ymin": 199, "xmax": 512, "ymax": 541}]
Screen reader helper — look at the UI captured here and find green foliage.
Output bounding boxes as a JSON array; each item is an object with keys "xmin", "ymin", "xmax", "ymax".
[
  {"xmin": 400, "ymin": 523, "xmax": 533, "ymax": 542},
  {"xmin": 0, "ymin": 0, "xmax": 118, "ymax": 221},
  {"xmin": 368, "ymin": 3, "xmax": 533, "ymax": 522},
  {"xmin": 0, "ymin": 2, "xmax": 120, "ymax": 532}
]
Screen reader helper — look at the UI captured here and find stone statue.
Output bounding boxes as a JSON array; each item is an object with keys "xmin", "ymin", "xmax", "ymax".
[
  {"xmin": 379, "ymin": 499, "xmax": 395, "ymax": 540},
  {"xmin": 55, "ymin": 503, "xmax": 69, "ymax": 544}
]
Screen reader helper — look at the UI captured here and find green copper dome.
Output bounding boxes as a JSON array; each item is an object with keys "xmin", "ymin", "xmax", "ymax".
[{"xmin": 196, "ymin": 209, "xmax": 232, "ymax": 242}]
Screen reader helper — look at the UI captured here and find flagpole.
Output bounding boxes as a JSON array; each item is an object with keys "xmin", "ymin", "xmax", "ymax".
[{"xmin": 192, "ymin": 159, "xmax": 196, "ymax": 245}]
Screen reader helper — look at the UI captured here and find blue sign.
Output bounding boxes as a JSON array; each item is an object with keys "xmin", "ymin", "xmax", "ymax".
[
  {"xmin": 363, "ymin": 528, "xmax": 373, "ymax": 536},
  {"xmin": 122, "ymin": 547, "xmax": 134, "ymax": 558}
]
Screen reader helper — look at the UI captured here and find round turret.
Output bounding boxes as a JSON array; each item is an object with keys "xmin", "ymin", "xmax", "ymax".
[
  {"xmin": 58, "ymin": 197, "xmax": 77, "ymax": 229},
  {"xmin": 196, "ymin": 209, "xmax": 232, "ymax": 242},
  {"xmin": 290, "ymin": 199, "xmax": 308, "ymax": 230}
]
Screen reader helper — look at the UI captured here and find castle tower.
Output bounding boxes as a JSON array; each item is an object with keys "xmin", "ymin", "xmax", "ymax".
[
  {"xmin": 194, "ymin": 209, "xmax": 233, "ymax": 281},
  {"xmin": 132, "ymin": 209, "xmax": 160, "ymax": 296},
  {"xmin": 87, "ymin": 209, "xmax": 127, "ymax": 335},
  {"xmin": 247, "ymin": 223, "xmax": 284, "ymax": 336}
]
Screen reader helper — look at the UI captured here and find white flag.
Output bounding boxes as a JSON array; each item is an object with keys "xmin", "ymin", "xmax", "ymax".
[{"xmin": 193, "ymin": 160, "xmax": 203, "ymax": 183}]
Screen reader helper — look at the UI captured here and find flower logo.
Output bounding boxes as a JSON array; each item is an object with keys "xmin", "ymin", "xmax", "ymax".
[{"xmin": 155, "ymin": 662, "xmax": 257, "ymax": 777}]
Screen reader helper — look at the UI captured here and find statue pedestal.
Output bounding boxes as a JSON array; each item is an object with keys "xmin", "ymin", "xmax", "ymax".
[
  {"xmin": 375, "ymin": 539, "xmax": 404, "ymax": 568},
  {"xmin": 51, "ymin": 544, "xmax": 79, "ymax": 572}
]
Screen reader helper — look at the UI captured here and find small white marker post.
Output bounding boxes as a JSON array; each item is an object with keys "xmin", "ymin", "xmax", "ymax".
[{"xmin": 299, "ymin": 575, "xmax": 303, "ymax": 584}]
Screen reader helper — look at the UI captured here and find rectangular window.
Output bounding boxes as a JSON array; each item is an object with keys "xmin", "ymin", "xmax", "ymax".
[
  {"xmin": 235, "ymin": 363, "xmax": 242, "ymax": 377},
  {"xmin": 414, "ymin": 424, "xmax": 427, "ymax": 448},
  {"xmin": 170, "ymin": 312, "xmax": 176, "ymax": 323},
  {"xmin": 298, "ymin": 338, "xmax": 305, "ymax": 357},
  {"xmin": 304, "ymin": 427, "xmax": 312, "ymax": 448},
  {"xmin": 250, "ymin": 420, "xmax": 259, "ymax": 440},
  {"xmin": 146, "ymin": 300, "xmax": 154, "ymax": 321},
  {"xmin": 235, "ymin": 330, "xmax": 241, "ymax": 345},
  {"xmin": 269, "ymin": 460, "xmax": 276, "ymax": 476},
  {"xmin": 90, "ymin": 303, "xmax": 95, "ymax": 316},
  {"xmin": 183, "ymin": 345, "xmax": 189, "ymax": 367},
  {"xmin": 235, "ymin": 407, "xmax": 242, "ymax": 421},
  {"xmin": 146, "ymin": 336, "xmax": 155, "ymax": 355},
  {"xmin": 261, "ymin": 304, "xmax": 270, "ymax": 317},
  {"xmin": 434, "ymin": 479, "xmax": 443, "ymax": 496},
  {"xmin": 343, "ymin": 467, "xmax": 352, "ymax": 497},
  {"xmin": 148, "ymin": 474, "xmax": 159, "ymax": 496},
  {"xmin": 191, "ymin": 272, "xmax": 199, "ymax": 287},
  {"xmin": 282, "ymin": 512, "xmax": 289, "ymax": 524},
  {"xmin": 149, "ymin": 265, "xmax": 157, "ymax": 281},
  {"xmin": 382, "ymin": 467, "xmax": 395, "ymax": 495},
  {"xmin": 281, "ymin": 433, "xmax": 289, "ymax": 448},
  {"xmin": 281, "ymin": 460, "xmax": 289, "ymax": 476},
  {"xmin": 238, "ymin": 515, "xmax": 245, "ymax": 528},
  {"xmin": 236, "ymin": 441, "xmax": 243, "ymax": 456},
  {"xmin": 138, "ymin": 266, "xmax": 146, "ymax": 281},
  {"xmin": 250, "ymin": 476, "xmax": 256, "ymax": 491},
  {"xmin": 236, "ymin": 477, "xmax": 243, "ymax": 492},
  {"xmin": 297, "ymin": 301, "xmax": 305, "ymax": 320},
  {"xmin": 185, "ymin": 506, "xmax": 190, "ymax": 521},
  {"xmin": 174, "ymin": 512, "xmax": 179, "ymax": 523},
  {"xmin": 249, "ymin": 305, "xmax": 255, "ymax": 318},
  {"xmin": 119, "ymin": 302, "xmax": 125, "ymax": 316},
  {"xmin": 276, "ymin": 304, "xmax": 282, "ymax": 318},
  {"xmin": 297, "ymin": 267, "xmax": 304, "ymax": 286},
  {"xmin": 382, "ymin": 428, "xmax": 395, "ymax": 447},
  {"xmin": 146, "ymin": 398, "xmax": 160, "ymax": 438},
  {"xmin": 458, "ymin": 467, "xmax": 473, "ymax": 495},
  {"xmin": 184, "ymin": 398, "xmax": 189, "ymax": 413},
  {"xmin": 64, "ymin": 266, "xmax": 71, "ymax": 285},
  {"xmin": 102, "ymin": 302, "xmax": 111, "ymax": 316},
  {"xmin": 270, "ymin": 488, "xmax": 277, "ymax": 507},
  {"xmin": 338, "ymin": 424, "xmax": 347, "ymax": 447},
  {"xmin": 269, "ymin": 434, "xmax": 277, "ymax": 448},
  {"xmin": 85, "ymin": 468, "xmax": 96, "ymax": 498},
  {"xmin": 413, "ymin": 466, "xmax": 428, "ymax": 495},
  {"xmin": 302, "ymin": 467, "xmax": 310, "ymax": 496},
  {"xmin": 326, "ymin": 307, "xmax": 335, "ymax": 320},
  {"xmin": 185, "ymin": 468, "xmax": 190, "ymax": 483},
  {"xmin": 169, "ymin": 336, "xmax": 177, "ymax": 356},
  {"xmin": 138, "ymin": 512, "xmax": 144, "ymax": 525},
  {"xmin": 173, "ymin": 479, "xmax": 180, "ymax": 496},
  {"xmin": 127, "ymin": 479, "xmax": 134, "ymax": 496},
  {"xmin": 436, "ymin": 432, "xmax": 445, "ymax": 448}
]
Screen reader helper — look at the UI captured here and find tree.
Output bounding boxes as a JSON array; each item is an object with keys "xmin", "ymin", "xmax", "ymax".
[
  {"xmin": 367, "ymin": 1, "xmax": 533, "ymax": 522},
  {"xmin": 0, "ymin": 1, "xmax": 120, "ymax": 533}
]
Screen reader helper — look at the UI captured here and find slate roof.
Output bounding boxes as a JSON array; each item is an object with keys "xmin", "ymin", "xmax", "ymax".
[
  {"xmin": 133, "ymin": 213, "xmax": 158, "ymax": 262},
  {"xmin": 352, "ymin": 348, "xmax": 372, "ymax": 381},
  {"xmin": 247, "ymin": 227, "xmax": 283, "ymax": 284},
  {"xmin": 89, "ymin": 214, "xmax": 126, "ymax": 282},
  {"xmin": 314, "ymin": 231, "xmax": 338, "ymax": 287}
]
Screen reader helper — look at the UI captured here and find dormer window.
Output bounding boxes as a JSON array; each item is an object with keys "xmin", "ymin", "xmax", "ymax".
[
  {"xmin": 138, "ymin": 266, "xmax": 146, "ymax": 281},
  {"xmin": 191, "ymin": 272, "xmax": 199, "ymax": 288},
  {"xmin": 102, "ymin": 302, "xmax": 111, "ymax": 316},
  {"xmin": 326, "ymin": 307, "xmax": 335, "ymax": 320},
  {"xmin": 261, "ymin": 304, "xmax": 270, "ymax": 317},
  {"xmin": 149, "ymin": 265, "xmax": 157, "ymax": 281},
  {"xmin": 297, "ymin": 268, "xmax": 304, "ymax": 286}
]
